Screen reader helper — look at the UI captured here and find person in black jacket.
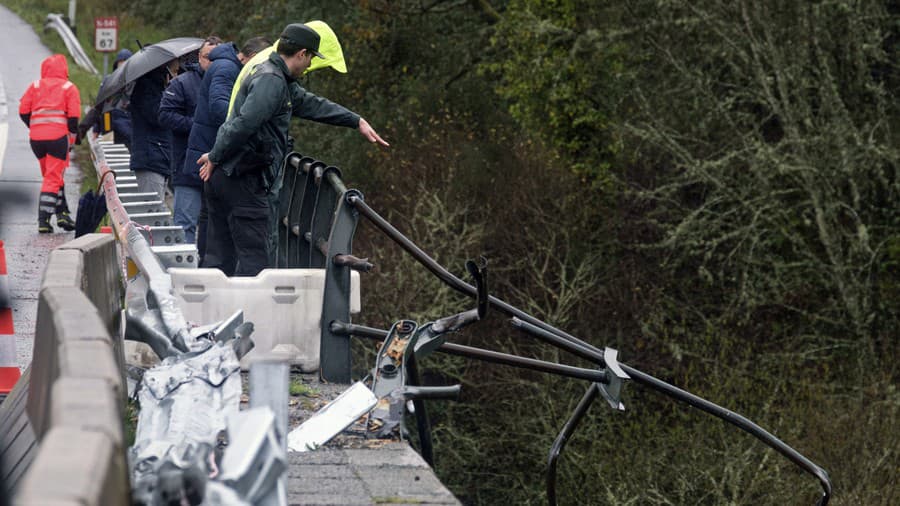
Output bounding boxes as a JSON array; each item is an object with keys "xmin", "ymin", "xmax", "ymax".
[
  {"xmin": 159, "ymin": 38, "xmax": 220, "ymax": 243},
  {"xmin": 130, "ymin": 59, "xmax": 179, "ymax": 200},
  {"xmin": 197, "ymin": 23, "xmax": 388, "ymax": 277}
]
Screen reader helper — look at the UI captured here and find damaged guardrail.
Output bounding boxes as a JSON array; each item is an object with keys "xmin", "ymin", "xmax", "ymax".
[
  {"xmin": 87, "ymin": 136, "xmax": 292, "ymax": 506},
  {"xmin": 87, "ymin": 133, "xmax": 831, "ymax": 505},
  {"xmin": 278, "ymin": 151, "xmax": 832, "ymax": 505}
]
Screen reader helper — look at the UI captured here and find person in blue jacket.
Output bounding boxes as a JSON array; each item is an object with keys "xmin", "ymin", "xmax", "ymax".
[
  {"xmin": 130, "ymin": 59, "xmax": 178, "ymax": 200},
  {"xmin": 185, "ymin": 41, "xmax": 242, "ymax": 263},
  {"xmin": 159, "ymin": 37, "xmax": 220, "ymax": 243},
  {"xmin": 106, "ymin": 49, "xmax": 133, "ymax": 148}
]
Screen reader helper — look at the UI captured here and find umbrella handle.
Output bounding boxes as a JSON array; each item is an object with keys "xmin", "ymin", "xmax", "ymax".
[{"xmin": 98, "ymin": 170, "xmax": 116, "ymax": 193}]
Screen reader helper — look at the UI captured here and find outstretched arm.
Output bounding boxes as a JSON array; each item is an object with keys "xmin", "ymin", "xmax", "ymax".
[{"xmin": 357, "ymin": 117, "xmax": 389, "ymax": 147}]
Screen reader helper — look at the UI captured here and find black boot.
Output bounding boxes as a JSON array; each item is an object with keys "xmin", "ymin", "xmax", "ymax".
[
  {"xmin": 55, "ymin": 186, "xmax": 75, "ymax": 231},
  {"xmin": 38, "ymin": 192, "xmax": 57, "ymax": 233}
]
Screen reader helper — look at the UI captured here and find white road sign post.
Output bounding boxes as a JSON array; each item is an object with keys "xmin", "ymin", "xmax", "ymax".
[{"xmin": 94, "ymin": 16, "xmax": 118, "ymax": 75}]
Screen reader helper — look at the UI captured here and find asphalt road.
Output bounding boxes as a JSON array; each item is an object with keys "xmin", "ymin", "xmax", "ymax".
[{"xmin": 0, "ymin": 5, "xmax": 85, "ymax": 371}]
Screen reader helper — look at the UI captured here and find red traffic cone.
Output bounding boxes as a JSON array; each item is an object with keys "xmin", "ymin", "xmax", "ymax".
[{"xmin": 0, "ymin": 240, "xmax": 22, "ymax": 395}]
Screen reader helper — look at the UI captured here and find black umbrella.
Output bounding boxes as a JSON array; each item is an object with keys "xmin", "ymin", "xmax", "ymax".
[
  {"xmin": 74, "ymin": 171, "xmax": 116, "ymax": 237},
  {"xmin": 95, "ymin": 37, "xmax": 203, "ymax": 104},
  {"xmin": 74, "ymin": 189, "xmax": 108, "ymax": 237}
]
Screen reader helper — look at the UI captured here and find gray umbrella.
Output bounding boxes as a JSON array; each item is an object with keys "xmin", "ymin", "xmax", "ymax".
[{"xmin": 95, "ymin": 37, "xmax": 203, "ymax": 104}]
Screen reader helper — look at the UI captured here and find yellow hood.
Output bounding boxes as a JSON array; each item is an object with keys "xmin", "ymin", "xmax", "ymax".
[
  {"xmin": 303, "ymin": 20, "xmax": 347, "ymax": 74},
  {"xmin": 228, "ymin": 21, "xmax": 348, "ymax": 117}
]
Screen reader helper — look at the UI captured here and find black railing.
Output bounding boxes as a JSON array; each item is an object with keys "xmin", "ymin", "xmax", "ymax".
[{"xmin": 275, "ymin": 153, "xmax": 832, "ymax": 506}]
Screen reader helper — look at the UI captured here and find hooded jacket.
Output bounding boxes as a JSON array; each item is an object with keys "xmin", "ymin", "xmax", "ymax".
[
  {"xmin": 184, "ymin": 43, "xmax": 242, "ymax": 181},
  {"xmin": 19, "ymin": 54, "xmax": 80, "ymax": 141},
  {"xmin": 208, "ymin": 51, "xmax": 359, "ymax": 192},
  {"xmin": 130, "ymin": 66, "xmax": 171, "ymax": 175},
  {"xmin": 159, "ymin": 63, "xmax": 203, "ymax": 187}
]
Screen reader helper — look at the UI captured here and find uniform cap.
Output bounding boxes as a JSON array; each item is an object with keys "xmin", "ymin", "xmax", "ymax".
[{"xmin": 279, "ymin": 23, "xmax": 325, "ymax": 59}]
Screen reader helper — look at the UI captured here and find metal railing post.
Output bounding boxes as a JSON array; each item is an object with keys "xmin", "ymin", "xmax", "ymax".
[
  {"xmin": 276, "ymin": 155, "xmax": 301, "ymax": 268},
  {"xmin": 293, "ymin": 160, "xmax": 324, "ymax": 267},
  {"xmin": 249, "ymin": 355, "xmax": 291, "ymax": 455},
  {"xmin": 307, "ymin": 166, "xmax": 343, "ymax": 268},
  {"xmin": 319, "ymin": 189, "xmax": 362, "ymax": 383}
]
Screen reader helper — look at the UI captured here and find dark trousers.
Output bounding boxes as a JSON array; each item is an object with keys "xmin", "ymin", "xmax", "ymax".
[
  {"xmin": 197, "ymin": 184, "xmax": 208, "ymax": 264},
  {"xmin": 204, "ymin": 168, "xmax": 270, "ymax": 277}
]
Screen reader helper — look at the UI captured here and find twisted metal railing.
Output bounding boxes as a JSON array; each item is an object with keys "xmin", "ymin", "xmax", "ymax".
[{"xmin": 275, "ymin": 152, "xmax": 833, "ymax": 506}]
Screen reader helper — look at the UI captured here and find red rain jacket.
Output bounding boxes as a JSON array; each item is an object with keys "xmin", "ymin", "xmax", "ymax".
[{"xmin": 19, "ymin": 54, "xmax": 81, "ymax": 141}]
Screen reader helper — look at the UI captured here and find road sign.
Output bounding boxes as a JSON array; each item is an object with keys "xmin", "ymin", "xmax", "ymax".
[{"xmin": 94, "ymin": 17, "xmax": 118, "ymax": 53}]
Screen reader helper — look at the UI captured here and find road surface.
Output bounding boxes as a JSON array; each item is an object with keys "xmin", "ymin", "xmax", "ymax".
[{"xmin": 0, "ymin": 5, "xmax": 85, "ymax": 371}]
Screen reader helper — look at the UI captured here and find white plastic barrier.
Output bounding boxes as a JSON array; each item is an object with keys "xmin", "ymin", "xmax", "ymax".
[{"xmin": 169, "ymin": 269, "xmax": 360, "ymax": 371}]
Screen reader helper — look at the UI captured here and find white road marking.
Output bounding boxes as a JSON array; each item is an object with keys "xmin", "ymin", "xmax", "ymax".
[{"xmin": 0, "ymin": 76, "xmax": 8, "ymax": 176}]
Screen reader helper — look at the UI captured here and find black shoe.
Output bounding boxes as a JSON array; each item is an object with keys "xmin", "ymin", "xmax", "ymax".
[
  {"xmin": 38, "ymin": 218, "xmax": 53, "ymax": 233},
  {"xmin": 57, "ymin": 211, "xmax": 76, "ymax": 231}
]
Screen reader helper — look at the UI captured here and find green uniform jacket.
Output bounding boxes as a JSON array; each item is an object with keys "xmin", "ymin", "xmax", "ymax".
[{"xmin": 208, "ymin": 51, "xmax": 360, "ymax": 190}]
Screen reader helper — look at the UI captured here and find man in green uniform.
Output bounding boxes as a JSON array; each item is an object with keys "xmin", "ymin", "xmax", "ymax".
[{"xmin": 198, "ymin": 23, "xmax": 388, "ymax": 276}]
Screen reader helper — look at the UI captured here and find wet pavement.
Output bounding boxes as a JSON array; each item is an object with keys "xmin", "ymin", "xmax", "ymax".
[{"xmin": 0, "ymin": 4, "xmax": 85, "ymax": 371}]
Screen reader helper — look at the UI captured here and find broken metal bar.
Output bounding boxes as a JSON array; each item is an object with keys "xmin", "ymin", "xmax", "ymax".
[
  {"xmin": 619, "ymin": 364, "xmax": 832, "ymax": 505},
  {"xmin": 330, "ymin": 321, "xmax": 609, "ymax": 384},
  {"xmin": 509, "ymin": 317, "xmax": 605, "ymax": 368},
  {"xmin": 333, "ymin": 320, "xmax": 830, "ymax": 504},
  {"xmin": 90, "ymin": 139, "xmax": 196, "ymax": 352},
  {"xmin": 547, "ymin": 384, "xmax": 600, "ymax": 506},
  {"xmin": 440, "ymin": 343, "xmax": 608, "ymax": 384},
  {"xmin": 330, "ymin": 322, "xmax": 387, "ymax": 340},
  {"xmin": 509, "ymin": 316, "xmax": 832, "ymax": 505},
  {"xmin": 405, "ymin": 354, "xmax": 434, "ymax": 467},
  {"xmin": 332, "ymin": 254, "xmax": 374, "ymax": 273},
  {"xmin": 316, "ymin": 238, "xmax": 373, "ymax": 273},
  {"xmin": 398, "ymin": 385, "xmax": 461, "ymax": 401},
  {"xmin": 350, "ymin": 197, "xmax": 832, "ymax": 506},
  {"xmin": 332, "ymin": 171, "xmax": 831, "ymax": 504},
  {"xmin": 287, "ymin": 382, "xmax": 377, "ymax": 452}
]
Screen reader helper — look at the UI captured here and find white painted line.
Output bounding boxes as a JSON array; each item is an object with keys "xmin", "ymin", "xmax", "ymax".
[{"xmin": 0, "ymin": 76, "xmax": 8, "ymax": 177}]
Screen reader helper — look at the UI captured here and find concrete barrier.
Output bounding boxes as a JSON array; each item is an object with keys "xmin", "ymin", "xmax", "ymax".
[
  {"xmin": 56, "ymin": 234, "xmax": 126, "ymax": 379},
  {"xmin": 55, "ymin": 234, "xmax": 123, "ymax": 338},
  {"xmin": 13, "ymin": 426, "xmax": 128, "ymax": 505},
  {"xmin": 0, "ymin": 368, "xmax": 36, "ymax": 498},
  {"xmin": 27, "ymin": 287, "xmax": 121, "ymax": 440},
  {"xmin": 1, "ymin": 234, "xmax": 129, "ymax": 504}
]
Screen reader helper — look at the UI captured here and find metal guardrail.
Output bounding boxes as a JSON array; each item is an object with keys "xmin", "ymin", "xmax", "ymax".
[{"xmin": 43, "ymin": 13, "xmax": 98, "ymax": 75}]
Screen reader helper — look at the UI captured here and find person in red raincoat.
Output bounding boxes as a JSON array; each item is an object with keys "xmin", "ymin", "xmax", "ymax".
[{"xmin": 18, "ymin": 54, "xmax": 81, "ymax": 233}]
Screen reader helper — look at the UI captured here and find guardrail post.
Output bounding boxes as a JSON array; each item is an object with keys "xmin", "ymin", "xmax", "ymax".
[
  {"xmin": 308, "ymin": 166, "xmax": 343, "ymax": 268},
  {"xmin": 249, "ymin": 355, "xmax": 290, "ymax": 454},
  {"xmin": 277, "ymin": 153, "xmax": 303, "ymax": 268},
  {"xmin": 287, "ymin": 158, "xmax": 324, "ymax": 268},
  {"xmin": 319, "ymin": 189, "xmax": 363, "ymax": 383}
]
